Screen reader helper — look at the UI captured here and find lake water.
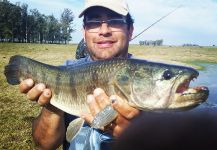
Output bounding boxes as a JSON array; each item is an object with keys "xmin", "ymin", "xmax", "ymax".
[{"xmin": 191, "ymin": 63, "xmax": 217, "ymax": 109}]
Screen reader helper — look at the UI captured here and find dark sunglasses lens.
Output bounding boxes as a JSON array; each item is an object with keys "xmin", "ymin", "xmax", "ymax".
[
  {"xmin": 85, "ymin": 21, "xmax": 100, "ymax": 30},
  {"xmin": 109, "ymin": 20, "xmax": 126, "ymax": 28}
]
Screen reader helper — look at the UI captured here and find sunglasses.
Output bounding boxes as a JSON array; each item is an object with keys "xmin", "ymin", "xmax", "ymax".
[{"xmin": 84, "ymin": 18, "xmax": 127, "ymax": 33}]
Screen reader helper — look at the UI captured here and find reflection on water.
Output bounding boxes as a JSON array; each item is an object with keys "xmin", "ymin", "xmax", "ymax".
[{"xmin": 191, "ymin": 63, "xmax": 217, "ymax": 109}]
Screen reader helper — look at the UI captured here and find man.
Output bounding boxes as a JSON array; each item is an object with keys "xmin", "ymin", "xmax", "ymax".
[{"xmin": 19, "ymin": 0, "xmax": 140, "ymax": 149}]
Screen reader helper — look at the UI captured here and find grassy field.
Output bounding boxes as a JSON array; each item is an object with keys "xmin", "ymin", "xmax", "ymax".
[
  {"xmin": 0, "ymin": 43, "xmax": 217, "ymax": 149},
  {"xmin": 129, "ymin": 45, "xmax": 217, "ymax": 69}
]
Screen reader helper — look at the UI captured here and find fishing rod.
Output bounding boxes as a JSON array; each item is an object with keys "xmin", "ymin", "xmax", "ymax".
[{"xmin": 130, "ymin": 5, "xmax": 182, "ymax": 41}]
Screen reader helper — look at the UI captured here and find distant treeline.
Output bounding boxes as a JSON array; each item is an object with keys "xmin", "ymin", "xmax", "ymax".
[
  {"xmin": 0, "ymin": 0, "xmax": 75, "ymax": 44},
  {"xmin": 139, "ymin": 39, "xmax": 163, "ymax": 46},
  {"xmin": 182, "ymin": 44, "xmax": 200, "ymax": 47}
]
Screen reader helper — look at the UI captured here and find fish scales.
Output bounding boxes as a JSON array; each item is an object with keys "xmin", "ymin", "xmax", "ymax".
[{"xmin": 4, "ymin": 55, "xmax": 128, "ymax": 116}]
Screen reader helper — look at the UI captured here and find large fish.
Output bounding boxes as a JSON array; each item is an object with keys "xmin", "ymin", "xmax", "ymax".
[{"xmin": 4, "ymin": 55, "xmax": 209, "ymax": 141}]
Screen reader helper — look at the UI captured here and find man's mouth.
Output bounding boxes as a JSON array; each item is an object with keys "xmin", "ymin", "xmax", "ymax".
[{"xmin": 96, "ymin": 41, "xmax": 115, "ymax": 48}]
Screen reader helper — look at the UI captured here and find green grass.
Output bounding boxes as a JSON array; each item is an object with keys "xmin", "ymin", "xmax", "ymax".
[
  {"xmin": 129, "ymin": 45, "xmax": 217, "ymax": 69},
  {"xmin": 0, "ymin": 43, "xmax": 77, "ymax": 149},
  {"xmin": 0, "ymin": 43, "xmax": 217, "ymax": 149}
]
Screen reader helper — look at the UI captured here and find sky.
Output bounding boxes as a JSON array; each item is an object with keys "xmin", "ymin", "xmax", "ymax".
[{"xmin": 9, "ymin": 0, "xmax": 217, "ymax": 46}]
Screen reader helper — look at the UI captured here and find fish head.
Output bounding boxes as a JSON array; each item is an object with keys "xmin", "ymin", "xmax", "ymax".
[{"xmin": 116, "ymin": 59, "xmax": 209, "ymax": 110}]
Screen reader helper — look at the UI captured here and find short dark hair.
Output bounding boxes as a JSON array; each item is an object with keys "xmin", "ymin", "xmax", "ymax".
[
  {"xmin": 83, "ymin": 13, "xmax": 134, "ymax": 30},
  {"xmin": 126, "ymin": 13, "xmax": 134, "ymax": 29}
]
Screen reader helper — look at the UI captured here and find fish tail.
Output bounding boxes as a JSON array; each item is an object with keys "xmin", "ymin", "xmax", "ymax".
[{"xmin": 4, "ymin": 55, "xmax": 23, "ymax": 85}]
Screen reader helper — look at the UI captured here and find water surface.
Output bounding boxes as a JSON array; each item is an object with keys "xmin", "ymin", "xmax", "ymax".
[{"xmin": 191, "ymin": 63, "xmax": 217, "ymax": 109}]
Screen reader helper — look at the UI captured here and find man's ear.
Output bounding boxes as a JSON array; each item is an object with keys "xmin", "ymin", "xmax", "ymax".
[{"xmin": 128, "ymin": 25, "xmax": 134, "ymax": 40}]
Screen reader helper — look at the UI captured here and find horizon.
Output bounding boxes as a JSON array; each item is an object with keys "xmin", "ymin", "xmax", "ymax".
[{"xmin": 8, "ymin": 0, "xmax": 217, "ymax": 46}]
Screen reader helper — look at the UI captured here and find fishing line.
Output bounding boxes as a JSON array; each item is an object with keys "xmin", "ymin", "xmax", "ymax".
[{"xmin": 131, "ymin": 5, "xmax": 183, "ymax": 41}]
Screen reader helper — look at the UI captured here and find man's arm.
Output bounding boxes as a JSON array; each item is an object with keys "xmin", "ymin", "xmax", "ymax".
[{"xmin": 19, "ymin": 79, "xmax": 65, "ymax": 150}]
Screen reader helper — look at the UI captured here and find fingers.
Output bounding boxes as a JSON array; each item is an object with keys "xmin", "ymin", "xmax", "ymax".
[
  {"xmin": 19, "ymin": 79, "xmax": 34, "ymax": 93},
  {"xmin": 80, "ymin": 113, "xmax": 94, "ymax": 125},
  {"xmin": 109, "ymin": 95, "xmax": 140, "ymax": 137},
  {"xmin": 108, "ymin": 114, "xmax": 130, "ymax": 137},
  {"xmin": 83, "ymin": 88, "xmax": 110, "ymax": 125},
  {"xmin": 104, "ymin": 121, "xmax": 116, "ymax": 132},
  {"xmin": 87, "ymin": 94, "xmax": 100, "ymax": 116},
  {"xmin": 19, "ymin": 79, "xmax": 52, "ymax": 106},
  {"xmin": 112, "ymin": 125, "xmax": 126, "ymax": 137},
  {"xmin": 105, "ymin": 116, "xmax": 129, "ymax": 137},
  {"xmin": 93, "ymin": 88, "xmax": 110, "ymax": 109},
  {"xmin": 115, "ymin": 113, "xmax": 130, "ymax": 127},
  {"xmin": 38, "ymin": 89, "xmax": 52, "ymax": 106},
  {"xmin": 83, "ymin": 88, "xmax": 140, "ymax": 137},
  {"xmin": 111, "ymin": 95, "xmax": 140, "ymax": 120},
  {"xmin": 27, "ymin": 83, "xmax": 46, "ymax": 101},
  {"xmin": 86, "ymin": 88, "xmax": 110, "ymax": 115}
]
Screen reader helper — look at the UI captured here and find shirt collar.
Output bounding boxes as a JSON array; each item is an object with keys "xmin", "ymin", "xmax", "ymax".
[{"xmin": 85, "ymin": 53, "xmax": 133, "ymax": 62}]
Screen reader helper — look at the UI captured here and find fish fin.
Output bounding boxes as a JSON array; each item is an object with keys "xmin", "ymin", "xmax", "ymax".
[
  {"xmin": 50, "ymin": 96, "xmax": 82, "ymax": 116},
  {"xmin": 4, "ymin": 55, "xmax": 22, "ymax": 85},
  {"xmin": 66, "ymin": 117, "xmax": 85, "ymax": 142},
  {"xmin": 91, "ymin": 105, "xmax": 118, "ymax": 129},
  {"xmin": 113, "ymin": 80, "xmax": 131, "ymax": 101}
]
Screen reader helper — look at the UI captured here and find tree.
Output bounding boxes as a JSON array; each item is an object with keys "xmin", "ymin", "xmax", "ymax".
[
  {"xmin": 0, "ymin": 1, "xmax": 6, "ymax": 41},
  {"xmin": 37, "ymin": 14, "xmax": 47, "ymax": 43},
  {"xmin": 46, "ymin": 15, "xmax": 60, "ymax": 43},
  {"xmin": 139, "ymin": 39, "xmax": 163, "ymax": 46},
  {"xmin": 9, "ymin": 4, "xmax": 22, "ymax": 42},
  {"xmin": 26, "ymin": 12, "xmax": 35, "ymax": 43},
  {"xmin": 0, "ymin": 1, "xmax": 75, "ymax": 44},
  {"xmin": 156, "ymin": 39, "xmax": 163, "ymax": 46},
  {"xmin": 29, "ymin": 9, "xmax": 44, "ymax": 43},
  {"xmin": 0, "ymin": 1, "xmax": 21, "ymax": 42},
  {"xmin": 20, "ymin": 3, "xmax": 28, "ymax": 42},
  {"xmin": 60, "ymin": 8, "xmax": 75, "ymax": 44}
]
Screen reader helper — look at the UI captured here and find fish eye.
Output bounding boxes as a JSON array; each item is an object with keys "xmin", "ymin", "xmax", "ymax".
[{"xmin": 162, "ymin": 70, "xmax": 173, "ymax": 80}]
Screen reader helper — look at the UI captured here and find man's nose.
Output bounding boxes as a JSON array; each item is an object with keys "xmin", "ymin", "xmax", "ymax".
[{"xmin": 98, "ymin": 23, "xmax": 112, "ymax": 35}]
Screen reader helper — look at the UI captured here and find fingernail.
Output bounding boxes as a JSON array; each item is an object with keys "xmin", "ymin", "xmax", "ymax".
[
  {"xmin": 87, "ymin": 95, "xmax": 94, "ymax": 103},
  {"xmin": 111, "ymin": 99, "xmax": 117, "ymax": 104},
  {"xmin": 94, "ymin": 88, "xmax": 103, "ymax": 96},
  {"xmin": 38, "ymin": 100, "xmax": 42, "ymax": 106},
  {"xmin": 37, "ymin": 83, "xmax": 45, "ymax": 91},
  {"xmin": 110, "ymin": 95, "xmax": 118, "ymax": 104},
  {"xmin": 25, "ymin": 79, "xmax": 34, "ymax": 87},
  {"xmin": 43, "ymin": 90, "xmax": 50, "ymax": 97}
]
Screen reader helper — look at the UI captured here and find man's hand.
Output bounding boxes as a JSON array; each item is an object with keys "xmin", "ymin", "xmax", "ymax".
[
  {"xmin": 19, "ymin": 78, "xmax": 52, "ymax": 106},
  {"xmin": 19, "ymin": 79, "xmax": 65, "ymax": 149},
  {"xmin": 19, "ymin": 78, "xmax": 65, "ymax": 115},
  {"xmin": 81, "ymin": 88, "xmax": 140, "ymax": 137}
]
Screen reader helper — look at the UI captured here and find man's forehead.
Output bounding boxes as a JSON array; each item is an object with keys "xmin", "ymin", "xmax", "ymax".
[{"xmin": 84, "ymin": 6, "xmax": 123, "ymax": 18}]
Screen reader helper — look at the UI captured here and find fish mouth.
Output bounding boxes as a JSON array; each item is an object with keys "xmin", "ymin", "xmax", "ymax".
[{"xmin": 171, "ymin": 74, "xmax": 209, "ymax": 109}]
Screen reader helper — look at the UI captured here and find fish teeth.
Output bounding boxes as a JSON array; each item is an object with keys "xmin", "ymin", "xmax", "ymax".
[{"xmin": 183, "ymin": 88, "xmax": 197, "ymax": 94}]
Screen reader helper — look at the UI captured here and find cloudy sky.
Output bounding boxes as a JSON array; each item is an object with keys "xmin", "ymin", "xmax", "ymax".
[{"xmin": 10, "ymin": 0, "xmax": 217, "ymax": 46}]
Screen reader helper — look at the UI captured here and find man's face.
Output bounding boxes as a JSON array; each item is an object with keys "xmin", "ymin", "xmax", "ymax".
[{"xmin": 83, "ymin": 7, "xmax": 134, "ymax": 60}]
